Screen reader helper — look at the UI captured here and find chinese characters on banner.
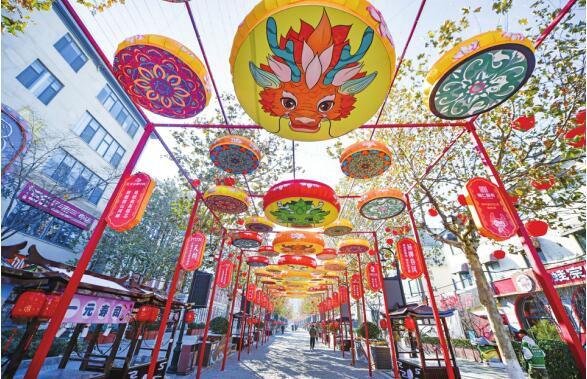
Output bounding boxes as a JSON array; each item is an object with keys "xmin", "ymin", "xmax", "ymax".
[
  {"xmin": 350, "ymin": 274, "xmax": 363, "ymax": 300},
  {"xmin": 465, "ymin": 177, "xmax": 518, "ymax": 241},
  {"xmin": 106, "ymin": 173, "xmax": 155, "ymax": 232},
  {"xmin": 255, "ymin": 289, "xmax": 262, "ymax": 305},
  {"xmin": 365, "ymin": 262, "xmax": 382, "ymax": 291},
  {"xmin": 326, "ymin": 297, "xmax": 332, "ymax": 310},
  {"xmin": 62, "ymin": 294, "xmax": 134, "ymax": 324},
  {"xmin": 217, "ymin": 259, "xmax": 234, "ymax": 288},
  {"xmin": 396, "ymin": 238, "xmax": 423, "ymax": 280},
  {"xmin": 339, "ymin": 285, "xmax": 349, "ymax": 304},
  {"xmin": 180, "ymin": 232, "xmax": 207, "ymax": 271},
  {"xmin": 246, "ymin": 284, "xmax": 256, "ymax": 302},
  {"xmin": 332, "ymin": 291, "xmax": 339, "ymax": 307},
  {"xmin": 261, "ymin": 292, "xmax": 269, "ymax": 308}
]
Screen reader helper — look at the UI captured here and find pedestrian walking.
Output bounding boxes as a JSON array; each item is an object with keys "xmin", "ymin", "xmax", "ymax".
[
  {"xmin": 309, "ymin": 324, "xmax": 317, "ymax": 350},
  {"xmin": 281, "ymin": 325, "xmax": 285, "ymax": 334}
]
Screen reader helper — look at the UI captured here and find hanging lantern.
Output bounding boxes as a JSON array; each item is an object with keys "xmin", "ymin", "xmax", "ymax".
[
  {"xmin": 340, "ymin": 140, "xmax": 392, "ymax": 179},
  {"xmin": 263, "ymin": 180, "xmax": 340, "ymax": 228},
  {"xmin": 223, "ymin": 177, "xmax": 237, "ymax": 186},
  {"xmin": 266, "ymin": 264, "xmax": 283, "ymax": 273},
  {"xmin": 379, "ymin": 319, "xmax": 387, "ymax": 330},
  {"xmin": 530, "ymin": 176, "xmax": 555, "ymax": 191},
  {"xmin": 404, "ymin": 316, "xmax": 416, "ymax": 331},
  {"xmin": 230, "ymin": 0, "xmax": 396, "ymax": 142},
  {"xmin": 245, "ymin": 216, "xmax": 274, "ymax": 233},
  {"xmin": 135, "ymin": 306, "xmax": 152, "ymax": 322},
  {"xmin": 282, "ymin": 270, "xmax": 312, "ymax": 281},
  {"xmin": 385, "ymin": 227, "xmax": 392, "ymax": 233},
  {"xmin": 258, "ymin": 245, "xmax": 279, "ymax": 258},
  {"xmin": 246, "ymin": 283, "xmax": 256, "ymax": 301},
  {"xmin": 255, "ymin": 289, "xmax": 263, "ymax": 305},
  {"xmin": 39, "ymin": 294, "xmax": 62, "ymax": 321},
  {"xmin": 525, "ymin": 220, "xmax": 549, "ymax": 237},
  {"xmin": 114, "ymin": 34, "xmax": 211, "ymax": 119},
  {"xmin": 273, "ymin": 230, "xmax": 325, "ymax": 255},
  {"xmin": 209, "ymin": 135, "xmax": 262, "ymax": 174},
  {"xmin": 246, "ymin": 255, "xmax": 270, "ymax": 267},
  {"xmin": 316, "ymin": 248, "xmax": 337, "ymax": 261},
  {"xmin": 425, "ymin": 31, "xmax": 535, "ymax": 120},
  {"xmin": 185, "ymin": 310, "xmax": 195, "ymax": 324},
  {"xmin": 323, "ymin": 218, "xmax": 353, "ymax": 237},
  {"xmin": 231, "ymin": 231, "xmax": 263, "ymax": 249},
  {"xmin": 358, "ymin": 188, "xmax": 406, "ymax": 220},
  {"xmin": 492, "ymin": 250, "xmax": 506, "ymax": 260},
  {"xmin": 428, "ymin": 208, "xmax": 439, "ymax": 217},
  {"xmin": 511, "ymin": 115, "xmax": 535, "ymax": 132},
  {"xmin": 11, "ymin": 291, "xmax": 46, "ymax": 321},
  {"xmin": 457, "ymin": 194, "xmax": 468, "ymax": 206},
  {"xmin": 323, "ymin": 260, "xmax": 347, "ymax": 272},
  {"xmin": 564, "ymin": 126, "xmax": 586, "ymax": 148},
  {"xmin": 338, "ymin": 238, "xmax": 370, "ymax": 254},
  {"xmin": 255, "ymin": 268, "xmax": 275, "ymax": 278},
  {"xmin": 203, "ymin": 185, "xmax": 250, "ymax": 214},
  {"xmin": 277, "ymin": 255, "xmax": 317, "ymax": 271}
]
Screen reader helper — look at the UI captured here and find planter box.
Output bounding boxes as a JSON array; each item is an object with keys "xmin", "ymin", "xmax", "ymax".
[
  {"xmin": 85, "ymin": 333, "xmax": 116, "ymax": 344},
  {"xmin": 187, "ymin": 328, "xmax": 204, "ymax": 336},
  {"xmin": 371, "ymin": 345, "xmax": 393, "ymax": 370}
]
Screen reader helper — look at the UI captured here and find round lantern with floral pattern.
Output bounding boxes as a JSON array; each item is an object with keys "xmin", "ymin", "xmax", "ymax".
[
  {"xmin": 338, "ymin": 238, "xmax": 370, "ymax": 254},
  {"xmin": 209, "ymin": 135, "xmax": 262, "ymax": 175},
  {"xmin": 245, "ymin": 216, "xmax": 274, "ymax": 233},
  {"xmin": 113, "ymin": 35, "xmax": 211, "ymax": 119},
  {"xmin": 203, "ymin": 185, "xmax": 250, "ymax": 214},
  {"xmin": 231, "ymin": 231, "xmax": 263, "ymax": 249},
  {"xmin": 273, "ymin": 230, "xmax": 325, "ymax": 255},
  {"xmin": 340, "ymin": 140, "xmax": 392, "ymax": 179},
  {"xmin": 263, "ymin": 180, "xmax": 340, "ymax": 228},
  {"xmin": 323, "ymin": 259, "xmax": 347, "ymax": 271},
  {"xmin": 316, "ymin": 248, "xmax": 337, "ymax": 261},
  {"xmin": 358, "ymin": 188, "xmax": 406, "ymax": 220},
  {"xmin": 425, "ymin": 31, "xmax": 535, "ymax": 120},
  {"xmin": 323, "ymin": 218, "xmax": 353, "ymax": 237}
]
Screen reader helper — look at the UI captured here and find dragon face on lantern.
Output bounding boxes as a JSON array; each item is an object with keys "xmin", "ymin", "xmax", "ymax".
[
  {"xmin": 249, "ymin": 11, "xmax": 376, "ymax": 135},
  {"xmin": 231, "ymin": 1, "xmax": 395, "ymax": 141}
]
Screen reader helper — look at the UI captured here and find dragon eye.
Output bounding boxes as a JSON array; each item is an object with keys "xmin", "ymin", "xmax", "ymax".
[
  {"xmin": 281, "ymin": 97, "xmax": 297, "ymax": 110},
  {"xmin": 317, "ymin": 100, "xmax": 334, "ymax": 112}
]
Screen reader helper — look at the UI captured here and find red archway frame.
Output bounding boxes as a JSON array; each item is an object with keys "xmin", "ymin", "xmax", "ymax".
[{"xmin": 24, "ymin": 1, "xmax": 585, "ymax": 379}]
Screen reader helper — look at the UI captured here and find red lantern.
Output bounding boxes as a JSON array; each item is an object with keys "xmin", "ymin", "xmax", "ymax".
[
  {"xmin": 511, "ymin": 115, "xmax": 535, "ymax": 132},
  {"xmin": 385, "ymin": 227, "xmax": 391, "ymax": 233},
  {"xmin": 404, "ymin": 316, "xmax": 416, "ymax": 331},
  {"xmin": 379, "ymin": 319, "xmax": 387, "ymax": 330},
  {"xmin": 192, "ymin": 179, "xmax": 201, "ymax": 187},
  {"xmin": 493, "ymin": 250, "xmax": 506, "ymax": 260},
  {"xmin": 185, "ymin": 310, "xmax": 195, "ymax": 324},
  {"xmin": 457, "ymin": 194, "xmax": 467, "ymax": 206},
  {"xmin": 368, "ymin": 249, "xmax": 375, "ymax": 256},
  {"xmin": 237, "ymin": 219, "xmax": 245, "ymax": 225},
  {"xmin": 11, "ymin": 291, "xmax": 46, "ymax": 321},
  {"xmin": 223, "ymin": 177, "xmax": 236, "ymax": 186},
  {"xmin": 392, "ymin": 230, "xmax": 398, "ymax": 236},
  {"xmin": 525, "ymin": 220, "xmax": 548, "ymax": 237},
  {"xmin": 136, "ymin": 305, "xmax": 152, "ymax": 322},
  {"xmin": 531, "ymin": 176, "xmax": 555, "ymax": 191},
  {"xmin": 428, "ymin": 208, "xmax": 438, "ymax": 217},
  {"xmin": 39, "ymin": 294, "xmax": 62, "ymax": 321},
  {"xmin": 386, "ymin": 238, "xmax": 393, "ymax": 245},
  {"xmin": 564, "ymin": 126, "xmax": 586, "ymax": 148},
  {"xmin": 149, "ymin": 307, "xmax": 160, "ymax": 322}
]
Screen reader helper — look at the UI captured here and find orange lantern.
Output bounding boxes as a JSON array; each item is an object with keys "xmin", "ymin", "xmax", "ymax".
[
  {"xmin": 258, "ymin": 245, "xmax": 279, "ymax": 257},
  {"xmin": 209, "ymin": 135, "xmax": 262, "ymax": 175},
  {"xmin": 106, "ymin": 173, "xmax": 155, "ymax": 232},
  {"xmin": 340, "ymin": 140, "xmax": 392, "ymax": 179},
  {"xmin": 358, "ymin": 188, "xmax": 406, "ymax": 219},
  {"xmin": 273, "ymin": 230, "xmax": 325, "ymax": 254},
  {"xmin": 277, "ymin": 255, "xmax": 317, "ymax": 271},
  {"xmin": 323, "ymin": 260, "xmax": 347, "ymax": 272},
  {"xmin": 11, "ymin": 291, "xmax": 46, "ymax": 321},
  {"xmin": 39, "ymin": 294, "xmax": 62, "ymax": 321},
  {"xmin": 246, "ymin": 255, "xmax": 270, "ymax": 267},
  {"xmin": 185, "ymin": 310, "xmax": 195, "ymax": 323},
  {"xmin": 525, "ymin": 220, "xmax": 548, "ymax": 237},
  {"xmin": 338, "ymin": 238, "xmax": 370, "ymax": 254},
  {"xmin": 316, "ymin": 248, "xmax": 337, "ymax": 261},
  {"xmin": 323, "ymin": 218, "xmax": 353, "ymax": 237},
  {"xmin": 231, "ymin": 231, "xmax": 263, "ymax": 249}
]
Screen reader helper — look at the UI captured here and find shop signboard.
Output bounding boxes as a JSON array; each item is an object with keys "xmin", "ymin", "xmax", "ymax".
[{"xmin": 63, "ymin": 294, "xmax": 134, "ymax": 324}]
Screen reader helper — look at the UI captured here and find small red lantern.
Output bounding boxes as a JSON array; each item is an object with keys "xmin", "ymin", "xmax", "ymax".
[
  {"xmin": 428, "ymin": 208, "xmax": 438, "ymax": 217},
  {"xmin": 379, "ymin": 319, "xmax": 387, "ymax": 330},
  {"xmin": 386, "ymin": 238, "xmax": 393, "ymax": 245},
  {"xmin": 192, "ymin": 179, "xmax": 201, "ymax": 187},
  {"xmin": 392, "ymin": 230, "xmax": 398, "ymax": 236},
  {"xmin": 136, "ymin": 305, "xmax": 152, "ymax": 322},
  {"xmin": 39, "ymin": 294, "xmax": 62, "ymax": 321},
  {"xmin": 531, "ymin": 176, "xmax": 555, "ymax": 191},
  {"xmin": 237, "ymin": 219, "xmax": 245, "ymax": 225},
  {"xmin": 404, "ymin": 317, "xmax": 416, "ymax": 331},
  {"xmin": 509, "ymin": 194, "xmax": 519, "ymax": 204},
  {"xmin": 385, "ymin": 227, "xmax": 391, "ymax": 233},
  {"xmin": 511, "ymin": 115, "xmax": 535, "ymax": 132},
  {"xmin": 564, "ymin": 126, "xmax": 586, "ymax": 148},
  {"xmin": 457, "ymin": 194, "xmax": 467, "ymax": 206},
  {"xmin": 525, "ymin": 220, "xmax": 548, "ymax": 237},
  {"xmin": 149, "ymin": 307, "xmax": 160, "ymax": 322},
  {"xmin": 223, "ymin": 177, "xmax": 236, "ymax": 186},
  {"xmin": 11, "ymin": 291, "xmax": 47, "ymax": 321},
  {"xmin": 368, "ymin": 249, "xmax": 375, "ymax": 256},
  {"xmin": 493, "ymin": 250, "xmax": 506, "ymax": 260},
  {"xmin": 185, "ymin": 310, "xmax": 195, "ymax": 324}
]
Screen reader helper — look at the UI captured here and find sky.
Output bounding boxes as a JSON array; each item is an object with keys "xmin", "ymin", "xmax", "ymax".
[{"xmin": 72, "ymin": 0, "xmax": 571, "ymax": 190}]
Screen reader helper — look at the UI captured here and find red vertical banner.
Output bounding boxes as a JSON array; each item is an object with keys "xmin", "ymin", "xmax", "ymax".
[
  {"xmin": 465, "ymin": 177, "xmax": 518, "ymax": 241},
  {"xmin": 246, "ymin": 283, "xmax": 256, "ymax": 302},
  {"xmin": 339, "ymin": 286, "xmax": 349, "ymax": 304},
  {"xmin": 217, "ymin": 259, "xmax": 234, "ymax": 288},
  {"xmin": 332, "ymin": 292, "xmax": 339, "ymax": 307},
  {"xmin": 350, "ymin": 274, "xmax": 362, "ymax": 300},
  {"xmin": 365, "ymin": 262, "xmax": 382, "ymax": 291},
  {"xmin": 261, "ymin": 292, "xmax": 269, "ymax": 308},
  {"xmin": 255, "ymin": 289, "xmax": 262, "ymax": 305},
  {"xmin": 180, "ymin": 232, "xmax": 207, "ymax": 271},
  {"xmin": 106, "ymin": 172, "xmax": 155, "ymax": 231},
  {"xmin": 396, "ymin": 238, "xmax": 424, "ymax": 280},
  {"xmin": 326, "ymin": 297, "xmax": 332, "ymax": 310}
]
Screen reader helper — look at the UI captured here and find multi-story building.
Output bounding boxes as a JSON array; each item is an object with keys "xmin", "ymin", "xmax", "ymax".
[{"xmin": 1, "ymin": 1, "xmax": 146, "ymax": 263}]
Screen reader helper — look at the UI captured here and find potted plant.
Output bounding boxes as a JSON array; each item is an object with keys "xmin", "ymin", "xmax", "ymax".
[{"xmin": 210, "ymin": 316, "xmax": 229, "ymax": 335}]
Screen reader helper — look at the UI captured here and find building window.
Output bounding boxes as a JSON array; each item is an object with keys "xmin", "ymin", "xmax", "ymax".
[
  {"xmin": 459, "ymin": 271, "xmax": 473, "ymax": 288},
  {"xmin": 54, "ymin": 34, "xmax": 87, "ymax": 72},
  {"xmin": 43, "ymin": 149, "xmax": 107, "ymax": 205},
  {"xmin": 4, "ymin": 201, "xmax": 83, "ymax": 250},
  {"xmin": 516, "ymin": 295, "xmax": 553, "ymax": 329},
  {"xmin": 16, "ymin": 60, "xmax": 63, "ymax": 105},
  {"xmin": 75, "ymin": 113, "xmax": 126, "ymax": 167},
  {"xmin": 97, "ymin": 85, "xmax": 140, "ymax": 137},
  {"xmin": 486, "ymin": 261, "xmax": 501, "ymax": 272},
  {"xmin": 573, "ymin": 229, "xmax": 586, "ymax": 253}
]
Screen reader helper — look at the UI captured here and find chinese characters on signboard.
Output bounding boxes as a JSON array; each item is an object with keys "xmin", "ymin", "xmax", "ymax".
[
  {"xmin": 365, "ymin": 262, "xmax": 382, "ymax": 291},
  {"xmin": 350, "ymin": 274, "xmax": 363, "ymax": 300},
  {"xmin": 396, "ymin": 238, "xmax": 423, "ymax": 280},
  {"xmin": 216, "ymin": 259, "xmax": 234, "ymax": 288},
  {"xmin": 106, "ymin": 173, "xmax": 155, "ymax": 232},
  {"xmin": 180, "ymin": 232, "xmax": 207, "ymax": 272},
  {"xmin": 465, "ymin": 177, "xmax": 518, "ymax": 241},
  {"xmin": 339, "ymin": 285, "xmax": 349, "ymax": 304},
  {"xmin": 549, "ymin": 261, "xmax": 585, "ymax": 286},
  {"xmin": 246, "ymin": 284, "xmax": 256, "ymax": 302},
  {"xmin": 62, "ymin": 294, "xmax": 134, "ymax": 324}
]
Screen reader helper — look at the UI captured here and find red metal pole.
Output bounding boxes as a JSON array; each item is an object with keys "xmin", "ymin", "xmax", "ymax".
[
  {"xmin": 337, "ymin": 277, "xmax": 344, "ymax": 358},
  {"xmin": 247, "ymin": 278, "xmax": 259, "ymax": 354},
  {"xmin": 356, "ymin": 253, "xmax": 373, "ymax": 377},
  {"xmin": 195, "ymin": 232, "xmax": 227, "ymax": 379},
  {"xmin": 24, "ymin": 124, "xmax": 154, "ymax": 379},
  {"xmin": 221, "ymin": 249, "xmax": 245, "ymax": 371},
  {"xmin": 467, "ymin": 124, "xmax": 586, "ymax": 374},
  {"xmin": 405, "ymin": 195, "xmax": 455, "ymax": 379},
  {"xmin": 147, "ymin": 195, "xmax": 201, "ymax": 379},
  {"xmin": 373, "ymin": 234, "xmax": 401, "ymax": 379},
  {"xmin": 256, "ymin": 284, "xmax": 265, "ymax": 349},
  {"xmin": 237, "ymin": 265, "xmax": 252, "ymax": 361},
  {"xmin": 345, "ymin": 270, "xmax": 356, "ymax": 366}
]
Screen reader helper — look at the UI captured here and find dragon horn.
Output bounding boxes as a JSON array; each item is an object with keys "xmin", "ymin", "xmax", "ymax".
[
  {"xmin": 324, "ymin": 26, "xmax": 374, "ymax": 85},
  {"xmin": 266, "ymin": 17, "xmax": 301, "ymax": 82}
]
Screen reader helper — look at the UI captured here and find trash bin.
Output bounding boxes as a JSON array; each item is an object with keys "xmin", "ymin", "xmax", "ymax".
[{"xmin": 177, "ymin": 343, "xmax": 197, "ymax": 374}]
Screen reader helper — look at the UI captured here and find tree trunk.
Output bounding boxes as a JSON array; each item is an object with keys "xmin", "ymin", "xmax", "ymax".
[{"xmin": 464, "ymin": 245, "xmax": 525, "ymax": 379}]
